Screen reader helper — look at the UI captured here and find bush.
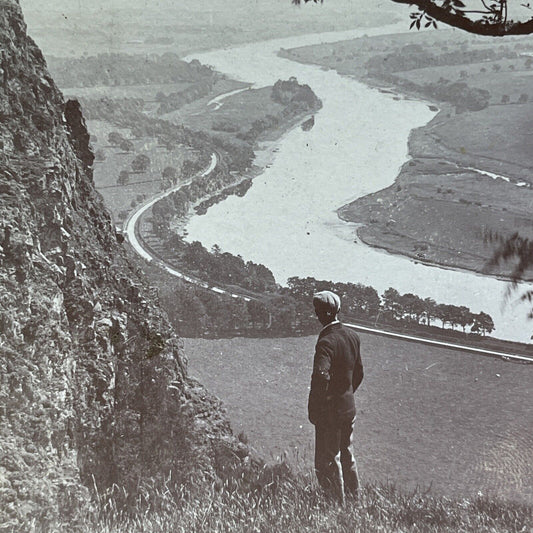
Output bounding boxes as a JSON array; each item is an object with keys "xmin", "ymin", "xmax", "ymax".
[
  {"xmin": 131, "ymin": 154, "xmax": 151, "ymax": 173},
  {"xmin": 117, "ymin": 170, "xmax": 130, "ymax": 185}
]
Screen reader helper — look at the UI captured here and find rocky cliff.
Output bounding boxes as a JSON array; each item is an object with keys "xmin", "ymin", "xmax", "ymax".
[{"xmin": 0, "ymin": 1, "xmax": 241, "ymax": 529}]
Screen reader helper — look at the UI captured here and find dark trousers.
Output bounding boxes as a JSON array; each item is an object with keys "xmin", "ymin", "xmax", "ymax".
[{"xmin": 314, "ymin": 416, "xmax": 359, "ymax": 504}]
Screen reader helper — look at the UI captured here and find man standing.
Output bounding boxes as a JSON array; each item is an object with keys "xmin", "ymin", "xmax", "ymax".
[{"xmin": 308, "ymin": 290, "xmax": 364, "ymax": 504}]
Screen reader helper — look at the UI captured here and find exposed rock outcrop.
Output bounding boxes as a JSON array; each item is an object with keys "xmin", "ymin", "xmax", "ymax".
[{"xmin": 0, "ymin": 1, "xmax": 240, "ymax": 528}]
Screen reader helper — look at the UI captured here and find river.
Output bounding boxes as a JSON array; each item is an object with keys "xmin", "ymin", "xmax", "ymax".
[{"xmin": 184, "ymin": 25, "xmax": 532, "ymax": 343}]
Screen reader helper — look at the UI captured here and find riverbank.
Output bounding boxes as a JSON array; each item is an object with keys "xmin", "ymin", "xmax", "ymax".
[
  {"xmin": 174, "ymin": 110, "xmax": 317, "ymax": 225},
  {"xmin": 281, "ymin": 32, "xmax": 533, "ymax": 282},
  {"xmin": 170, "ymin": 28, "xmax": 533, "ymax": 343},
  {"xmin": 75, "ymin": 60, "xmax": 322, "ymax": 230},
  {"xmin": 339, "ymin": 100, "xmax": 533, "ymax": 282},
  {"xmin": 135, "ymin": 78, "xmax": 323, "ymax": 242}
]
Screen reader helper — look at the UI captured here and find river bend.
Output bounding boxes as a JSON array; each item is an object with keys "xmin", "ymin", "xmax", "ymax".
[{"xmin": 184, "ymin": 25, "xmax": 532, "ymax": 343}]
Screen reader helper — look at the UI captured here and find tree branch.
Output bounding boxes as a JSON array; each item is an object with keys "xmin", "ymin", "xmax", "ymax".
[{"xmin": 390, "ymin": 0, "xmax": 533, "ymax": 35}]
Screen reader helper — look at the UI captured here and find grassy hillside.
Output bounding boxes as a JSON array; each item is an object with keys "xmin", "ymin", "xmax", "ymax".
[
  {"xmin": 184, "ymin": 333, "xmax": 533, "ymax": 505},
  {"xmin": 42, "ymin": 330, "xmax": 532, "ymax": 531},
  {"xmin": 43, "ymin": 475, "xmax": 533, "ymax": 532}
]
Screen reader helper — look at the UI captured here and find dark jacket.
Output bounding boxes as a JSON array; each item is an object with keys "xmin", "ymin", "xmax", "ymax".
[{"xmin": 308, "ymin": 322, "xmax": 363, "ymax": 426}]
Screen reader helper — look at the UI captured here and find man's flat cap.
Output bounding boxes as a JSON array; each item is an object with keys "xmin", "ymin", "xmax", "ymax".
[{"xmin": 313, "ymin": 290, "xmax": 341, "ymax": 314}]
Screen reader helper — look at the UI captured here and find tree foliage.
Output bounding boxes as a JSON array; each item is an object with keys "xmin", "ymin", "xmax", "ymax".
[
  {"xmin": 162, "ymin": 166, "xmax": 177, "ymax": 181},
  {"xmin": 108, "ymin": 131, "xmax": 124, "ymax": 146},
  {"xmin": 471, "ymin": 311, "xmax": 495, "ymax": 335},
  {"xmin": 120, "ymin": 139, "xmax": 134, "ymax": 152},
  {"xmin": 293, "ymin": 1, "xmax": 533, "ymax": 36},
  {"xmin": 117, "ymin": 170, "xmax": 130, "ymax": 186},
  {"xmin": 131, "ymin": 154, "xmax": 151, "ymax": 173}
]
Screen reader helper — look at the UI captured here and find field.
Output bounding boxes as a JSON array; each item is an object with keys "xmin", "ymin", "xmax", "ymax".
[
  {"xmin": 62, "ymin": 82, "xmax": 194, "ymax": 100},
  {"xmin": 78, "ymin": 80, "xmax": 258, "ymax": 226},
  {"xmin": 70, "ymin": 77, "xmax": 245, "ymax": 225},
  {"xmin": 340, "ymin": 156, "xmax": 533, "ymax": 278},
  {"xmin": 175, "ymin": 87, "xmax": 285, "ymax": 136},
  {"xmin": 83, "ymin": 73, "xmax": 318, "ymax": 229},
  {"xmin": 184, "ymin": 333, "xmax": 533, "ymax": 505},
  {"xmin": 87, "ymin": 120, "xmax": 195, "ymax": 223},
  {"xmin": 424, "ymin": 104, "xmax": 533, "ymax": 177},
  {"xmin": 344, "ymin": 100, "xmax": 533, "ymax": 278},
  {"xmin": 397, "ymin": 59, "xmax": 533, "ymax": 106}
]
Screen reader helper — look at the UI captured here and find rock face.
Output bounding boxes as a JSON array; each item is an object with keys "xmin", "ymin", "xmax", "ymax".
[{"xmin": 0, "ymin": 1, "xmax": 236, "ymax": 528}]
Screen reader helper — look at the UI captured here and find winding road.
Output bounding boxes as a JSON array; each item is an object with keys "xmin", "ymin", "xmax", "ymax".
[
  {"xmin": 124, "ymin": 153, "xmax": 216, "ymax": 262},
  {"xmin": 207, "ymin": 87, "xmax": 250, "ymax": 110},
  {"xmin": 123, "ymin": 152, "xmax": 251, "ymax": 301}
]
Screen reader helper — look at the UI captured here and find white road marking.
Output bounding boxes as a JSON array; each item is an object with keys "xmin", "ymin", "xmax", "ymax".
[{"xmin": 344, "ymin": 323, "xmax": 533, "ymax": 363}]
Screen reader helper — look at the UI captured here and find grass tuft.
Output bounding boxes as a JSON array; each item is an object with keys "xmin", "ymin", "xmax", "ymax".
[{"xmin": 27, "ymin": 460, "xmax": 532, "ymax": 533}]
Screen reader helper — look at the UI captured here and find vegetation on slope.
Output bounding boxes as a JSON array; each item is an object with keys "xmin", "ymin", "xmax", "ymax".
[
  {"xmin": 47, "ymin": 53, "xmax": 216, "ymax": 89},
  {"xmin": 145, "ymin": 234, "xmax": 502, "ymax": 346},
  {"xmin": 38, "ymin": 466, "xmax": 533, "ymax": 533},
  {"xmin": 185, "ymin": 334, "xmax": 533, "ymax": 504}
]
